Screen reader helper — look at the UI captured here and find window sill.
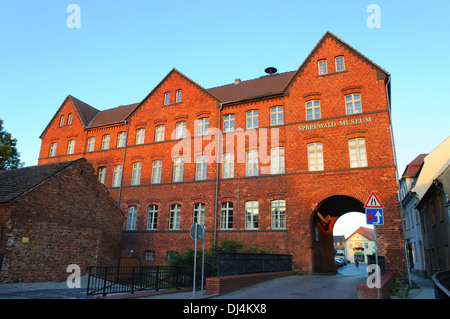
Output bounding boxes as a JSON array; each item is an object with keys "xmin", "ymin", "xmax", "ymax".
[{"xmin": 316, "ymin": 69, "xmax": 348, "ymax": 78}]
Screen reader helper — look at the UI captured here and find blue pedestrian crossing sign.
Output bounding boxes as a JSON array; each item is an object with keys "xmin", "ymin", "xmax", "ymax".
[{"xmin": 366, "ymin": 208, "xmax": 384, "ymax": 225}]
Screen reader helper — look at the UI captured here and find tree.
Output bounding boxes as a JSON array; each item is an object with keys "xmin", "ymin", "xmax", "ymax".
[{"xmin": 0, "ymin": 118, "xmax": 23, "ymax": 170}]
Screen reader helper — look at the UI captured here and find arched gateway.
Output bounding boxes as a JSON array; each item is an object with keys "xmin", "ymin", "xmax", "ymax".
[{"xmin": 312, "ymin": 195, "xmax": 364, "ymax": 274}]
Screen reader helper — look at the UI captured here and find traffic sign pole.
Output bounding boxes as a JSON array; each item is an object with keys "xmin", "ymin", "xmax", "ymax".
[{"xmin": 193, "ymin": 224, "xmax": 197, "ymax": 297}]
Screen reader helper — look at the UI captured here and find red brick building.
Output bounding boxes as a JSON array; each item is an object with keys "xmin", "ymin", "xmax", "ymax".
[
  {"xmin": 38, "ymin": 32, "xmax": 406, "ymax": 277},
  {"xmin": 0, "ymin": 158, "xmax": 124, "ymax": 283}
]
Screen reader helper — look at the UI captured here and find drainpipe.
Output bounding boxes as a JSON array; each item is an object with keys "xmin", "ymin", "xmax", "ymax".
[
  {"xmin": 214, "ymin": 103, "xmax": 223, "ymax": 246},
  {"xmin": 117, "ymin": 120, "xmax": 129, "ymax": 208}
]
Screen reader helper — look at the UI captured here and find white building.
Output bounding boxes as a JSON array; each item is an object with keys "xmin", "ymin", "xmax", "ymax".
[{"xmin": 345, "ymin": 227, "xmax": 376, "ymax": 263}]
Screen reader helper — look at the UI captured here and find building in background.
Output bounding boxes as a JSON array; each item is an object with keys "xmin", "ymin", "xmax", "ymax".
[
  {"xmin": 37, "ymin": 32, "xmax": 406, "ymax": 277},
  {"xmin": 344, "ymin": 227, "xmax": 376, "ymax": 263}
]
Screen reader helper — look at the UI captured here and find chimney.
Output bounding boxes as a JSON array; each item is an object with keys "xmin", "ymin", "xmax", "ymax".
[{"xmin": 234, "ymin": 78, "xmax": 241, "ymax": 85}]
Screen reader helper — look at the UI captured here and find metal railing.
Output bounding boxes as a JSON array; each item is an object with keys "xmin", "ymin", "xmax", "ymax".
[
  {"xmin": 432, "ymin": 270, "xmax": 450, "ymax": 299},
  {"xmin": 86, "ymin": 265, "xmax": 210, "ymax": 296},
  {"xmin": 216, "ymin": 253, "xmax": 293, "ymax": 277}
]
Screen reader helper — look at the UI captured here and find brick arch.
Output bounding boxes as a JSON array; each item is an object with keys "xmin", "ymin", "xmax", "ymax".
[{"xmin": 311, "ymin": 195, "xmax": 364, "ymax": 274}]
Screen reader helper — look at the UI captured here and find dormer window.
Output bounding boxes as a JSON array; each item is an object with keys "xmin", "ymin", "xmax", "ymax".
[
  {"xmin": 318, "ymin": 60, "xmax": 327, "ymax": 75},
  {"xmin": 164, "ymin": 92, "xmax": 170, "ymax": 105}
]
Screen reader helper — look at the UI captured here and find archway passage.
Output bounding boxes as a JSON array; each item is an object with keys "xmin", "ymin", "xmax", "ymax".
[{"xmin": 312, "ymin": 195, "xmax": 364, "ymax": 274}]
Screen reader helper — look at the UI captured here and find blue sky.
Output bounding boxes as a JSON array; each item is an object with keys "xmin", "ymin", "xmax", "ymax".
[{"xmin": 1, "ymin": 0, "xmax": 449, "ymax": 177}]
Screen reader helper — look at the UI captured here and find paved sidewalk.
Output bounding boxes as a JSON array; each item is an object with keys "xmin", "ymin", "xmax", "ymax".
[{"xmin": 406, "ymin": 272, "xmax": 435, "ymax": 299}]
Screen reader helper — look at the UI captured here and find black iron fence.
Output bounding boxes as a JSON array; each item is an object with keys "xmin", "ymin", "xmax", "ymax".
[
  {"xmin": 216, "ymin": 253, "xmax": 293, "ymax": 277},
  {"xmin": 86, "ymin": 265, "xmax": 210, "ymax": 296},
  {"xmin": 432, "ymin": 270, "xmax": 450, "ymax": 299}
]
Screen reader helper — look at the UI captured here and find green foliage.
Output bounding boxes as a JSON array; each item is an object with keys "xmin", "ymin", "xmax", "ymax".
[
  {"xmin": 168, "ymin": 238, "xmax": 276, "ymax": 276},
  {"xmin": 0, "ymin": 118, "xmax": 23, "ymax": 170}
]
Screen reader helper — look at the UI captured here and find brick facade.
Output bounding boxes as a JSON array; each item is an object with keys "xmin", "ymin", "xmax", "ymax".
[
  {"xmin": 0, "ymin": 159, "xmax": 124, "ymax": 283},
  {"xmin": 37, "ymin": 32, "xmax": 406, "ymax": 278}
]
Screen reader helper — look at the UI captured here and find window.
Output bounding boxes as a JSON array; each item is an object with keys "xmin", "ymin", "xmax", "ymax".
[
  {"xmin": 144, "ymin": 250, "xmax": 155, "ymax": 261},
  {"xmin": 173, "ymin": 158, "xmax": 184, "ymax": 182},
  {"xmin": 67, "ymin": 113, "xmax": 73, "ymax": 125},
  {"xmin": 175, "ymin": 121, "xmax": 187, "ymax": 139},
  {"xmin": 49, "ymin": 143, "xmax": 57, "ymax": 157},
  {"xmin": 136, "ymin": 128, "xmax": 145, "ymax": 145},
  {"xmin": 193, "ymin": 203, "xmax": 205, "ymax": 225},
  {"xmin": 131, "ymin": 162, "xmax": 142, "ymax": 185},
  {"xmin": 271, "ymin": 147, "xmax": 285, "ymax": 174},
  {"xmin": 223, "ymin": 153, "xmax": 234, "ymax": 178},
  {"xmin": 164, "ymin": 92, "xmax": 170, "ymax": 105},
  {"xmin": 87, "ymin": 137, "xmax": 95, "ymax": 152},
  {"xmin": 67, "ymin": 140, "xmax": 75, "ymax": 154},
  {"xmin": 102, "ymin": 135, "xmax": 110, "ymax": 150},
  {"xmin": 308, "ymin": 143, "xmax": 324, "ymax": 171},
  {"xmin": 155, "ymin": 125, "xmax": 165, "ymax": 142},
  {"xmin": 335, "ymin": 56, "xmax": 345, "ymax": 72},
  {"xmin": 306, "ymin": 100, "xmax": 321, "ymax": 120},
  {"xmin": 198, "ymin": 118, "xmax": 209, "ymax": 136},
  {"xmin": 176, "ymin": 90, "xmax": 182, "ymax": 103},
  {"xmin": 246, "ymin": 150, "xmax": 259, "ymax": 176},
  {"xmin": 345, "ymin": 94, "xmax": 362, "ymax": 115},
  {"xmin": 147, "ymin": 205, "xmax": 158, "ymax": 230},
  {"xmin": 271, "ymin": 200, "xmax": 286, "ymax": 229},
  {"xmin": 220, "ymin": 202, "xmax": 234, "ymax": 230},
  {"xmin": 60, "ymin": 115, "xmax": 65, "ymax": 126},
  {"xmin": 246, "ymin": 110, "xmax": 259, "ymax": 129},
  {"xmin": 195, "ymin": 155, "xmax": 207, "ymax": 180},
  {"xmin": 152, "ymin": 160, "xmax": 162, "ymax": 184},
  {"xmin": 318, "ymin": 60, "xmax": 327, "ymax": 75},
  {"xmin": 117, "ymin": 132, "xmax": 126, "ymax": 148},
  {"xmin": 245, "ymin": 201, "xmax": 259, "ymax": 230},
  {"xmin": 126, "ymin": 206, "xmax": 137, "ymax": 230},
  {"xmin": 223, "ymin": 114, "xmax": 235, "ymax": 132},
  {"xmin": 348, "ymin": 138, "xmax": 367, "ymax": 168},
  {"xmin": 112, "ymin": 164, "xmax": 123, "ymax": 187},
  {"xmin": 270, "ymin": 106, "xmax": 284, "ymax": 126},
  {"xmin": 98, "ymin": 166, "xmax": 106, "ymax": 184},
  {"xmin": 169, "ymin": 204, "xmax": 181, "ymax": 230}
]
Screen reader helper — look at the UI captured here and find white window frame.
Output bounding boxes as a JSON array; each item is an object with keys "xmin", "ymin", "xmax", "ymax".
[
  {"xmin": 308, "ymin": 143, "xmax": 324, "ymax": 171},
  {"xmin": 60, "ymin": 115, "xmax": 65, "ymax": 126},
  {"xmin": 349, "ymin": 138, "xmax": 367, "ymax": 168},
  {"xmin": 136, "ymin": 128, "xmax": 145, "ymax": 145},
  {"xmin": 98, "ymin": 166, "xmax": 106, "ymax": 184},
  {"xmin": 271, "ymin": 199, "xmax": 286, "ymax": 229},
  {"xmin": 198, "ymin": 118, "xmax": 209, "ymax": 136},
  {"xmin": 246, "ymin": 110, "xmax": 259, "ymax": 129},
  {"xmin": 193, "ymin": 203, "xmax": 205, "ymax": 225},
  {"xmin": 306, "ymin": 100, "xmax": 321, "ymax": 120},
  {"xmin": 245, "ymin": 201, "xmax": 259, "ymax": 230},
  {"xmin": 131, "ymin": 162, "xmax": 142, "ymax": 185},
  {"xmin": 318, "ymin": 60, "xmax": 327, "ymax": 75},
  {"xmin": 147, "ymin": 205, "xmax": 158, "ymax": 230},
  {"xmin": 67, "ymin": 113, "xmax": 73, "ymax": 125},
  {"xmin": 345, "ymin": 94, "xmax": 362, "ymax": 115},
  {"xmin": 195, "ymin": 155, "xmax": 208, "ymax": 181},
  {"xmin": 117, "ymin": 132, "xmax": 126, "ymax": 148},
  {"xmin": 176, "ymin": 90, "xmax": 182, "ymax": 103},
  {"xmin": 49, "ymin": 143, "xmax": 57, "ymax": 157},
  {"xmin": 67, "ymin": 140, "xmax": 75, "ymax": 154},
  {"xmin": 335, "ymin": 56, "xmax": 345, "ymax": 72},
  {"xmin": 164, "ymin": 92, "xmax": 170, "ymax": 105},
  {"xmin": 175, "ymin": 121, "xmax": 187, "ymax": 139},
  {"xmin": 87, "ymin": 137, "xmax": 95, "ymax": 152},
  {"xmin": 155, "ymin": 125, "xmax": 165, "ymax": 142},
  {"xmin": 220, "ymin": 202, "xmax": 233, "ymax": 230},
  {"xmin": 152, "ymin": 160, "xmax": 162, "ymax": 184},
  {"xmin": 173, "ymin": 158, "xmax": 184, "ymax": 182},
  {"xmin": 223, "ymin": 114, "xmax": 235, "ymax": 132},
  {"xmin": 169, "ymin": 204, "xmax": 181, "ymax": 230},
  {"xmin": 126, "ymin": 206, "xmax": 137, "ymax": 230},
  {"xmin": 271, "ymin": 147, "xmax": 285, "ymax": 174},
  {"xmin": 112, "ymin": 164, "xmax": 123, "ymax": 187},
  {"xmin": 270, "ymin": 106, "xmax": 284, "ymax": 126},
  {"xmin": 222, "ymin": 153, "xmax": 234, "ymax": 178},
  {"xmin": 246, "ymin": 150, "xmax": 259, "ymax": 177},
  {"xmin": 102, "ymin": 135, "xmax": 110, "ymax": 150}
]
